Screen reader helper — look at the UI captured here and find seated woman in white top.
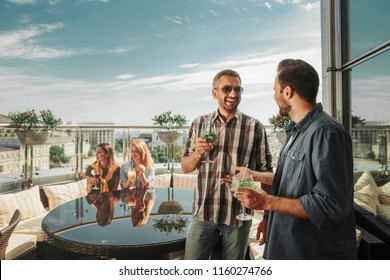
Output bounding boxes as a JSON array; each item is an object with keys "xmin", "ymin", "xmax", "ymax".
[{"xmin": 120, "ymin": 139, "xmax": 155, "ymax": 189}]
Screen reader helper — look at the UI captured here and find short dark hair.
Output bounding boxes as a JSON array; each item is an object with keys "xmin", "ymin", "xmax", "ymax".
[
  {"xmin": 277, "ymin": 59, "xmax": 319, "ymax": 104},
  {"xmin": 212, "ymin": 69, "xmax": 241, "ymax": 88}
]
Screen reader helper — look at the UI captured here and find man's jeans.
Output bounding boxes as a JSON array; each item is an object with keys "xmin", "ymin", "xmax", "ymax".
[{"xmin": 184, "ymin": 218, "xmax": 251, "ymax": 260}]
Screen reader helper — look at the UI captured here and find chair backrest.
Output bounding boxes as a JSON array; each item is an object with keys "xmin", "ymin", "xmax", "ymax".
[{"xmin": 0, "ymin": 209, "xmax": 21, "ymax": 260}]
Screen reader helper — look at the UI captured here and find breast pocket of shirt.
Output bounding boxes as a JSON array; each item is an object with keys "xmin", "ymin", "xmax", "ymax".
[{"xmin": 286, "ymin": 150, "xmax": 305, "ymax": 179}]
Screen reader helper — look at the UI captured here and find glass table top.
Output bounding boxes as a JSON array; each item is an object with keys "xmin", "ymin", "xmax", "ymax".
[{"xmin": 42, "ymin": 187, "xmax": 193, "ymax": 248}]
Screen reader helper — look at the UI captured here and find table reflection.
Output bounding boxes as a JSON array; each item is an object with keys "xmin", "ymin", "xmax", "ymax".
[
  {"xmin": 86, "ymin": 187, "xmax": 157, "ymax": 227},
  {"xmin": 121, "ymin": 187, "xmax": 156, "ymax": 227},
  {"xmin": 42, "ymin": 188, "xmax": 193, "ymax": 259}
]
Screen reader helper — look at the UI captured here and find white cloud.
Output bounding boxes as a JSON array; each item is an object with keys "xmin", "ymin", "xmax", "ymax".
[
  {"xmin": 165, "ymin": 16, "xmax": 191, "ymax": 25},
  {"xmin": 211, "ymin": 0, "xmax": 226, "ymax": 5},
  {"xmin": 6, "ymin": 0, "xmax": 37, "ymax": 5},
  {"xmin": 18, "ymin": 14, "xmax": 31, "ymax": 24},
  {"xmin": 264, "ymin": 2, "xmax": 272, "ymax": 9},
  {"xmin": 78, "ymin": 0, "xmax": 111, "ymax": 3},
  {"xmin": 48, "ymin": 0, "xmax": 62, "ymax": 5},
  {"xmin": 109, "ymin": 46, "xmax": 138, "ymax": 54},
  {"xmin": 208, "ymin": 10, "xmax": 219, "ymax": 16},
  {"xmin": 300, "ymin": 1, "xmax": 320, "ymax": 11},
  {"xmin": 0, "ymin": 23, "xmax": 78, "ymax": 60},
  {"xmin": 179, "ymin": 63, "xmax": 200, "ymax": 69},
  {"xmin": 115, "ymin": 74, "xmax": 136, "ymax": 80}
]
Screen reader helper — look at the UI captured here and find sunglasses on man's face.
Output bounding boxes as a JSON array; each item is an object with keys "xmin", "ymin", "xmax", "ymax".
[{"xmin": 215, "ymin": 85, "xmax": 244, "ymax": 95}]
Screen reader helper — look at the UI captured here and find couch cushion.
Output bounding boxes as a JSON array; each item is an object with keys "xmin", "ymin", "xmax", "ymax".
[
  {"xmin": 153, "ymin": 174, "xmax": 171, "ymax": 188},
  {"xmin": 354, "ymin": 184, "xmax": 380, "ymax": 215},
  {"xmin": 354, "ymin": 170, "xmax": 379, "ymax": 194},
  {"xmin": 355, "ymin": 228, "xmax": 362, "ymax": 246},
  {"xmin": 0, "ymin": 186, "xmax": 47, "ymax": 227},
  {"xmin": 173, "ymin": 173, "xmax": 198, "ymax": 190},
  {"xmin": 42, "ymin": 179, "xmax": 87, "ymax": 210},
  {"xmin": 378, "ymin": 182, "xmax": 390, "ymax": 205},
  {"xmin": 14, "ymin": 214, "xmax": 47, "ymax": 242},
  {"xmin": 377, "ymin": 204, "xmax": 390, "ymax": 227},
  {"xmin": 5, "ymin": 233, "xmax": 37, "ymax": 260}
]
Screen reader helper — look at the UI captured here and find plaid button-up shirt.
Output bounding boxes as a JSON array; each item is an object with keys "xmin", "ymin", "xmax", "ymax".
[{"xmin": 182, "ymin": 109, "xmax": 273, "ymax": 227}]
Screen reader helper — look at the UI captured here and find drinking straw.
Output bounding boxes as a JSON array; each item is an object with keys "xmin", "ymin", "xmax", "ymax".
[{"xmin": 241, "ymin": 164, "xmax": 249, "ymax": 182}]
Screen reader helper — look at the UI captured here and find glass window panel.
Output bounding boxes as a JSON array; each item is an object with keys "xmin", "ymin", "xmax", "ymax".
[
  {"xmin": 351, "ymin": 51, "xmax": 390, "ymax": 179},
  {"xmin": 350, "ymin": 0, "xmax": 390, "ymax": 59}
]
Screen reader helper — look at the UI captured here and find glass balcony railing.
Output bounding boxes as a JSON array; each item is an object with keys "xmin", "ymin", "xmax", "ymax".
[
  {"xmin": 352, "ymin": 126, "xmax": 390, "ymax": 183},
  {"xmin": 1, "ymin": 123, "xmax": 388, "ymax": 193},
  {"xmin": 0, "ymin": 124, "xmax": 190, "ymax": 192}
]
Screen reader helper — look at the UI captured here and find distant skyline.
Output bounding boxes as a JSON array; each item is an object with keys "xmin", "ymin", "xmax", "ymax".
[{"xmin": 0, "ymin": 0, "xmax": 322, "ymax": 126}]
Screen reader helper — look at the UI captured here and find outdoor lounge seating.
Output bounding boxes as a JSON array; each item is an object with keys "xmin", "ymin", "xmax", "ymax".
[
  {"xmin": 1, "ymin": 209, "xmax": 21, "ymax": 260},
  {"xmin": 0, "ymin": 179, "xmax": 88, "ymax": 259},
  {"xmin": 3, "ymin": 170, "xmax": 387, "ymax": 260},
  {"xmin": 5, "ymin": 233, "xmax": 37, "ymax": 260},
  {"xmin": 353, "ymin": 170, "xmax": 390, "ymax": 259}
]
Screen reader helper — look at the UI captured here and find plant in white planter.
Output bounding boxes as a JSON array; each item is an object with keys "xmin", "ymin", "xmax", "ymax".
[
  {"xmin": 6, "ymin": 109, "xmax": 61, "ymax": 145},
  {"xmin": 152, "ymin": 111, "xmax": 188, "ymax": 144},
  {"xmin": 268, "ymin": 113, "xmax": 292, "ymax": 144},
  {"xmin": 152, "ymin": 111, "xmax": 188, "ymax": 131}
]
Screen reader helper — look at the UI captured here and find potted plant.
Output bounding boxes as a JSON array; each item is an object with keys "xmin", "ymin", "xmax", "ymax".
[
  {"xmin": 6, "ymin": 109, "xmax": 61, "ymax": 145},
  {"xmin": 152, "ymin": 111, "xmax": 188, "ymax": 144},
  {"xmin": 268, "ymin": 113, "xmax": 292, "ymax": 144}
]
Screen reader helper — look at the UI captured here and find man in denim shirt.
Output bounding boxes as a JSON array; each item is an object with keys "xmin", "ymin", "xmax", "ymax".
[{"xmin": 232, "ymin": 59, "xmax": 357, "ymax": 259}]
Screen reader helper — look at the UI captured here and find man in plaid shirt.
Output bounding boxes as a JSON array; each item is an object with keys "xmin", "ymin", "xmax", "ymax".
[{"xmin": 181, "ymin": 69, "xmax": 273, "ymax": 260}]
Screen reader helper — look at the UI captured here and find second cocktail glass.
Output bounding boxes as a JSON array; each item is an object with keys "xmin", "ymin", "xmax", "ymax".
[{"xmin": 232, "ymin": 175, "xmax": 254, "ymax": 221}]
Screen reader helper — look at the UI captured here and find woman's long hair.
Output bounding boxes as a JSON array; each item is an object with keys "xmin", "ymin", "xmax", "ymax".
[
  {"xmin": 131, "ymin": 139, "xmax": 155, "ymax": 169},
  {"xmin": 97, "ymin": 142, "xmax": 117, "ymax": 170}
]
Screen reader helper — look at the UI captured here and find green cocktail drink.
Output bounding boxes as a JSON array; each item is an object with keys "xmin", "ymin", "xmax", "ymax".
[
  {"xmin": 231, "ymin": 177, "xmax": 254, "ymax": 194},
  {"xmin": 231, "ymin": 176, "xmax": 255, "ymax": 221},
  {"xmin": 201, "ymin": 131, "xmax": 217, "ymax": 143}
]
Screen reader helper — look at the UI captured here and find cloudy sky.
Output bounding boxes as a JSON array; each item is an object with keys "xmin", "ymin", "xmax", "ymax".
[{"xmin": 0, "ymin": 0, "xmax": 322, "ymax": 126}]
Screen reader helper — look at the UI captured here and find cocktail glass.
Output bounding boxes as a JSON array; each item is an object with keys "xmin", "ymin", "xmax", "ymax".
[
  {"xmin": 200, "ymin": 122, "xmax": 217, "ymax": 164},
  {"xmin": 128, "ymin": 170, "xmax": 136, "ymax": 187},
  {"xmin": 91, "ymin": 170, "xmax": 101, "ymax": 190},
  {"xmin": 232, "ymin": 176, "xmax": 254, "ymax": 221}
]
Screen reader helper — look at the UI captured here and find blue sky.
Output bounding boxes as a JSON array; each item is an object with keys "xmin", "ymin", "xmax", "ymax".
[{"xmin": 0, "ymin": 0, "xmax": 321, "ymax": 126}]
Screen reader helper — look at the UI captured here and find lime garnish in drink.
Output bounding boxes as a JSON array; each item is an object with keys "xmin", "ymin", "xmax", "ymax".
[
  {"xmin": 202, "ymin": 131, "xmax": 217, "ymax": 143},
  {"xmin": 231, "ymin": 177, "xmax": 254, "ymax": 194},
  {"xmin": 241, "ymin": 180, "xmax": 255, "ymax": 189}
]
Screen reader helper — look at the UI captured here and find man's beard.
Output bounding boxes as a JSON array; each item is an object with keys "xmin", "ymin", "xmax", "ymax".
[{"xmin": 279, "ymin": 104, "xmax": 291, "ymax": 117}]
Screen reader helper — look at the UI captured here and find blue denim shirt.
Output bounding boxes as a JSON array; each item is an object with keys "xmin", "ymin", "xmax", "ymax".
[{"xmin": 264, "ymin": 103, "xmax": 357, "ymax": 259}]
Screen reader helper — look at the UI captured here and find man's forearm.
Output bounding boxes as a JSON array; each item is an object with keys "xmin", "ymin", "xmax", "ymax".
[
  {"xmin": 265, "ymin": 196, "xmax": 308, "ymax": 219},
  {"xmin": 181, "ymin": 152, "xmax": 202, "ymax": 173},
  {"xmin": 253, "ymin": 171, "xmax": 274, "ymax": 186}
]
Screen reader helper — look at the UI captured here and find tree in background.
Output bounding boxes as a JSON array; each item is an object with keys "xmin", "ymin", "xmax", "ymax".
[
  {"xmin": 115, "ymin": 138, "xmax": 123, "ymax": 153},
  {"xmin": 50, "ymin": 145, "xmax": 69, "ymax": 165},
  {"xmin": 352, "ymin": 115, "xmax": 366, "ymax": 127},
  {"xmin": 151, "ymin": 144, "xmax": 184, "ymax": 163},
  {"xmin": 151, "ymin": 145, "xmax": 167, "ymax": 163}
]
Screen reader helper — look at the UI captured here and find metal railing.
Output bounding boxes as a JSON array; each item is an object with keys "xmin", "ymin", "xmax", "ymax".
[
  {"xmin": 1, "ymin": 123, "xmax": 388, "ymax": 192},
  {"xmin": 0, "ymin": 124, "xmax": 191, "ymax": 190}
]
